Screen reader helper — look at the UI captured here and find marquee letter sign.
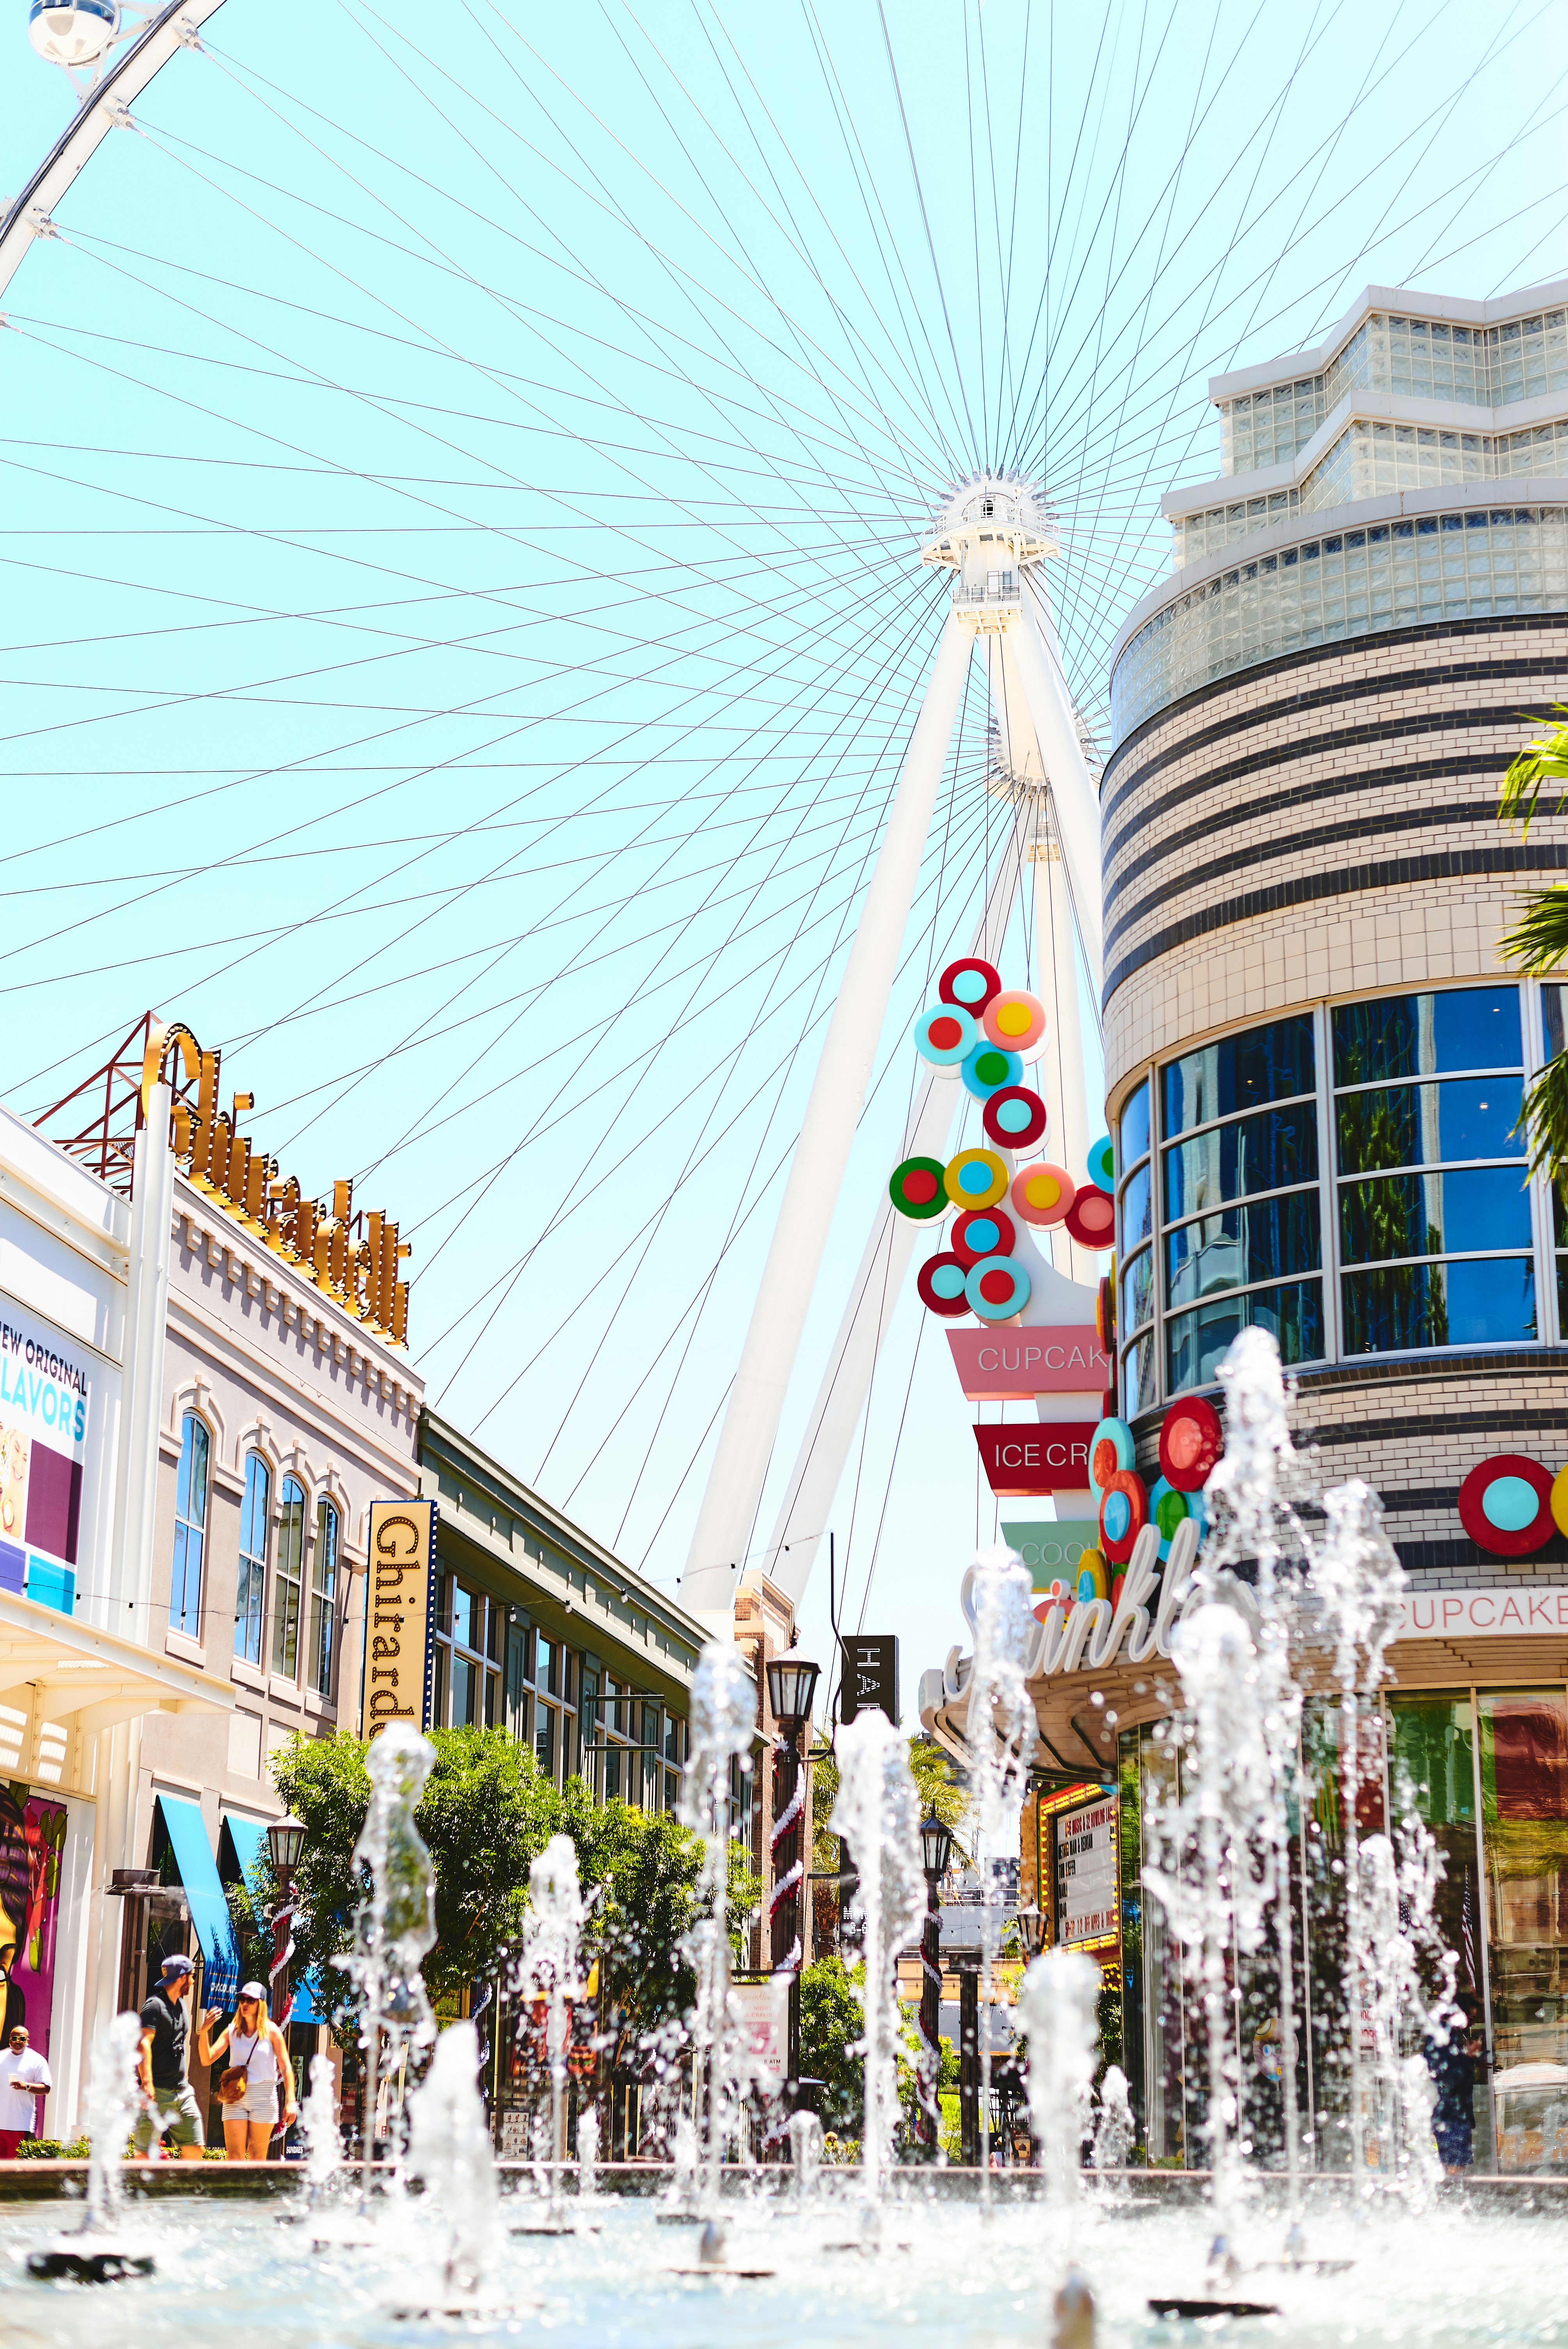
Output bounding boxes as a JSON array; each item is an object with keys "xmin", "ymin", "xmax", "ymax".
[
  {"xmin": 363, "ymin": 1499, "xmax": 438, "ymax": 1736},
  {"xmin": 841, "ymin": 1634, "xmax": 899, "ymax": 1726}
]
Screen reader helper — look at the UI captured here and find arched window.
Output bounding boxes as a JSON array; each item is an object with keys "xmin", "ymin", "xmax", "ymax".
[
  {"xmin": 310, "ymin": 1498, "xmax": 339, "ymax": 1698},
  {"xmin": 272, "ymin": 1475, "xmax": 306, "ymax": 1678},
  {"xmin": 235, "ymin": 1453, "xmax": 270, "ymax": 1665},
  {"xmin": 170, "ymin": 1414, "xmax": 209, "ymax": 1640}
]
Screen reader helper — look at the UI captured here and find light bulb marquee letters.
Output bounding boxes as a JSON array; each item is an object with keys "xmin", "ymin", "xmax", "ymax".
[{"xmin": 139, "ymin": 1019, "xmax": 411, "ymax": 1347}]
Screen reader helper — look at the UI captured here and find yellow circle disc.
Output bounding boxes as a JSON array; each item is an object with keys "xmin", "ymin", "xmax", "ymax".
[
  {"xmin": 943, "ymin": 1147, "xmax": 1009, "ymax": 1210},
  {"xmin": 1551, "ymin": 1464, "xmax": 1568, "ymax": 1539}
]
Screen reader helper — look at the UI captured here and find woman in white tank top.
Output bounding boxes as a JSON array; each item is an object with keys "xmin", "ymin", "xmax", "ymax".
[{"xmin": 198, "ymin": 1981, "xmax": 298, "ymax": 2160}]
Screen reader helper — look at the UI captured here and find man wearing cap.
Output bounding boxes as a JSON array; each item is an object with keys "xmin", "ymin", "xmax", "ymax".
[
  {"xmin": 0, "ymin": 2024, "xmax": 52, "ymax": 2155},
  {"xmin": 134, "ymin": 1954, "xmax": 204, "ymax": 2158}
]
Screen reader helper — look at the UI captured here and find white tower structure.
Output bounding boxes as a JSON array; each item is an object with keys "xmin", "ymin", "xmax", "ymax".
[{"xmin": 680, "ymin": 474, "xmax": 1104, "ymax": 1623}]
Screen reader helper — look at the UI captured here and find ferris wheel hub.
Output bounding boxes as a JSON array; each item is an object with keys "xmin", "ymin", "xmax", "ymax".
[
  {"xmin": 920, "ymin": 473, "xmax": 1057, "ymax": 633},
  {"xmin": 28, "ymin": 0, "xmax": 118, "ymax": 70}
]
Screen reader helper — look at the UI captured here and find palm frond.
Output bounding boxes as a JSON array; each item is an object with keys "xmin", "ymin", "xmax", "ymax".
[
  {"xmin": 1500, "ymin": 882, "xmax": 1568, "ymax": 975},
  {"xmin": 1517, "ymin": 1049, "xmax": 1568, "ymax": 1210},
  {"xmin": 1499, "ymin": 706, "xmax": 1568, "ymax": 833}
]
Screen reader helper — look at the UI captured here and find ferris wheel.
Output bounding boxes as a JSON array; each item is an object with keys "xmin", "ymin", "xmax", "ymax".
[{"xmin": 4, "ymin": 0, "xmax": 1561, "ymax": 1642}]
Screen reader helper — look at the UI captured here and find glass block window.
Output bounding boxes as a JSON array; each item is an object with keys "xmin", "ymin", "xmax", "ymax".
[
  {"xmin": 1545, "ymin": 986, "xmax": 1568, "ymax": 1331},
  {"xmin": 1335, "ymin": 986, "xmax": 1533, "ymax": 1353},
  {"xmin": 171, "ymin": 1413, "xmax": 208, "ymax": 1641},
  {"xmin": 1161, "ymin": 1014, "xmax": 1323, "ymax": 1396},
  {"xmin": 1116, "ymin": 1078, "xmax": 1155, "ymax": 1417},
  {"xmin": 235, "ymin": 1452, "xmax": 269, "ymax": 1665},
  {"xmin": 271, "ymin": 1475, "xmax": 306, "ymax": 1679}
]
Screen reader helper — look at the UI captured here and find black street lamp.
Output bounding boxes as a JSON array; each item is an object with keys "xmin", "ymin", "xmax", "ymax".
[
  {"xmin": 764, "ymin": 1656, "xmax": 819, "ymax": 2105},
  {"xmin": 1016, "ymin": 1905, "xmax": 1048, "ymax": 1960},
  {"xmin": 916, "ymin": 1808, "xmax": 953, "ymax": 2154},
  {"xmin": 266, "ymin": 1814, "xmax": 307, "ymax": 2029}
]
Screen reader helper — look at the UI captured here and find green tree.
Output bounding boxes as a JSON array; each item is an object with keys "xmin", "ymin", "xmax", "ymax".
[
  {"xmin": 262, "ymin": 1727, "xmax": 759, "ymax": 2047},
  {"xmin": 799, "ymin": 1953, "xmax": 864, "ymax": 2132},
  {"xmin": 1499, "ymin": 708, "xmax": 1568, "ymax": 1193}
]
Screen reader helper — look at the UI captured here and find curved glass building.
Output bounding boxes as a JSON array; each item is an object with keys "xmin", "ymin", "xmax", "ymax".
[{"xmin": 1101, "ymin": 282, "xmax": 1568, "ymax": 2172}]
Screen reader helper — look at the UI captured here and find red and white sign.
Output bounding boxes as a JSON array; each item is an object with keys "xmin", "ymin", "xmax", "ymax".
[
  {"xmin": 946, "ymin": 1325, "xmax": 1111, "ymax": 1401},
  {"xmin": 732, "ymin": 1977, "xmax": 790, "ymax": 2084},
  {"xmin": 973, "ymin": 1422, "xmax": 1091, "ymax": 1494},
  {"xmin": 1055, "ymin": 1794, "xmax": 1119, "ymax": 1946},
  {"xmin": 1398, "ymin": 1587, "xmax": 1568, "ymax": 1639}
]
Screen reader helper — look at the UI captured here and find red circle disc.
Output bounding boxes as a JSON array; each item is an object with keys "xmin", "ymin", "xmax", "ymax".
[
  {"xmin": 1457, "ymin": 1454, "xmax": 1554, "ymax": 1556},
  {"xmin": 1158, "ymin": 1397, "xmax": 1223, "ymax": 1493},
  {"xmin": 938, "ymin": 957, "xmax": 1002, "ymax": 1014},
  {"xmin": 1064, "ymin": 1184, "xmax": 1115, "ymax": 1248}
]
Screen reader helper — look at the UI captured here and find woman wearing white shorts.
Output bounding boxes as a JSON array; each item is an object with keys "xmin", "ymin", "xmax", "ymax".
[{"xmin": 198, "ymin": 1981, "xmax": 297, "ymax": 2160}]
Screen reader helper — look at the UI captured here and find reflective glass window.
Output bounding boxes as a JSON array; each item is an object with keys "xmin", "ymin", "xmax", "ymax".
[
  {"xmin": 1120, "ymin": 1245, "xmax": 1154, "ymax": 1339},
  {"xmin": 1340, "ymin": 1167, "xmax": 1532, "ymax": 1263},
  {"xmin": 1164, "ymin": 1103, "xmax": 1318, "ymax": 1220},
  {"xmin": 1165, "ymin": 1280, "xmax": 1323, "ymax": 1394},
  {"xmin": 1336, "ymin": 1080, "xmax": 1525, "ymax": 1173},
  {"xmin": 1341, "ymin": 1259, "xmax": 1536, "ymax": 1353},
  {"xmin": 1165, "ymin": 1194, "xmax": 1320, "ymax": 1308},
  {"xmin": 235, "ymin": 1453, "xmax": 269, "ymax": 1665},
  {"xmin": 171, "ymin": 1414, "xmax": 208, "ymax": 1641},
  {"xmin": 1121, "ymin": 1331, "xmax": 1156, "ymax": 1417},
  {"xmin": 271, "ymin": 1476, "xmax": 305, "ymax": 1678},
  {"xmin": 1162, "ymin": 1015, "xmax": 1314, "ymax": 1137},
  {"xmin": 1333, "ymin": 986, "xmax": 1522, "ymax": 1084},
  {"xmin": 310, "ymin": 1501, "xmax": 338, "ymax": 1699},
  {"xmin": 1119, "ymin": 1080, "xmax": 1151, "ymax": 1168},
  {"xmin": 1119, "ymin": 1163, "xmax": 1152, "ymax": 1253}
]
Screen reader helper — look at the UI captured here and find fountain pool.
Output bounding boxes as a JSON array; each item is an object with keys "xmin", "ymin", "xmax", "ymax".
[{"xmin": 4, "ymin": 2187, "xmax": 1563, "ymax": 2346}]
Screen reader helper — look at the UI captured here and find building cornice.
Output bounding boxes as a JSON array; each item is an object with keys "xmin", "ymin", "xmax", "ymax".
[{"xmin": 1206, "ymin": 278, "xmax": 1568, "ymax": 404}]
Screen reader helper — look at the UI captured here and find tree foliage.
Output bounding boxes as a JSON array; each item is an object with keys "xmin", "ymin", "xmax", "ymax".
[
  {"xmin": 1499, "ymin": 708, "xmax": 1568, "ymax": 1200},
  {"xmin": 260, "ymin": 1727, "xmax": 759, "ymax": 2054}
]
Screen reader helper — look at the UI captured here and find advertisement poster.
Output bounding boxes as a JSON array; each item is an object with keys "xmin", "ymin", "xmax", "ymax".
[
  {"xmin": 732, "ymin": 1976, "xmax": 790, "ymax": 2085},
  {"xmin": 0, "ymin": 1295, "xmax": 98, "ymax": 1608},
  {"xmin": 1055, "ymin": 1793, "xmax": 1119, "ymax": 1946},
  {"xmin": 0, "ymin": 1786, "xmax": 67, "ymax": 2054}
]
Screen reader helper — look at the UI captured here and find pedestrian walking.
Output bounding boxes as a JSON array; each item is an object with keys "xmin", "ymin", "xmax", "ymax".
[
  {"xmin": 134, "ymin": 1953, "xmax": 205, "ymax": 2158},
  {"xmin": 198, "ymin": 1980, "xmax": 296, "ymax": 2160}
]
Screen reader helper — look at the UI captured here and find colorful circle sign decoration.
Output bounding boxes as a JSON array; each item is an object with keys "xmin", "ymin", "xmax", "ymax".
[
  {"xmin": 1098, "ymin": 1469, "xmax": 1149, "ymax": 1563},
  {"xmin": 889, "ymin": 1155, "xmax": 948, "ymax": 1221},
  {"xmin": 964, "ymin": 1253, "xmax": 1031, "ymax": 1321},
  {"xmin": 1158, "ymin": 1396, "xmax": 1223, "ymax": 1492},
  {"xmin": 982, "ymin": 988, "xmax": 1047, "ymax": 1056},
  {"xmin": 939, "ymin": 957, "xmax": 1001, "ymax": 1014},
  {"xmin": 1064, "ymin": 1184, "xmax": 1115, "ymax": 1249},
  {"xmin": 982, "ymin": 1084, "xmax": 1048, "ymax": 1150},
  {"xmin": 913, "ymin": 1002, "xmax": 978, "ymax": 1071},
  {"xmin": 1458, "ymin": 1454, "xmax": 1554, "ymax": 1556},
  {"xmin": 917, "ymin": 1252, "xmax": 970, "ymax": 1318},
  {"xmin": 1010, "ymin": 1160, "xmax": 1075, "ymax": 1226},
  {"xmin": 951, "ymin": 1207, "xmax": 1016, "ymax": 1265},
  {"xmin": 944, "ymin": 1147, "xmax": 1009, "ymax": 1209},
  {"xmin": 1086, "ymin": 1134, "xmax": 1115, "ymax": 1191},
  {"xmin": 1087, "ymin": 1415, "xmax": 1136, "ymax": 1502},
  {"xmin": 961, "ymin": 1040, "xmax": 1024, "ymax": 1100},
  {"xmin": 1148, "ymin": 1476, "xmax": 1207, "ymax": 1560}
]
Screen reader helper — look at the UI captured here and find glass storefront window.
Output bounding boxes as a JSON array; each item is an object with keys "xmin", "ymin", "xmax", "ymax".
[
  {"xmin": 1333, "ymin": 986, "xmax": 1521, "ymax": 1083},
  {"xmin": 1164, "ymin": 1104, "xmax": 1319, "ymax": 1219},
  {"xmin": 1388, "ymin": 1693, "xmax": 1490, "ymax": 2164},
  {"xmin": 1165, "ymin": 1194, "xmax": 1321, "ymax": 1307},
  {"xmin": 1120, "ymin": 1162, "xmax": 1153, "ymax": 1251},
  {"xmin": 1479, "ymin": 1692, "xmax": 1568, "ymax": 2118},
  {"xmin": 1121, "ymin": 1079, "xmax": 1151, "ymax": 1168},
  {"xmin": 1117, "ymin": 1080, "xmax": 1154, "ymax": 1418},
  {"xmin": 1121, "ymin": 1244, "xmax": 1154, "ymax": 1338},
  {"xmin": 1166, "ymin": 1280, "xmax": 1324, "ymax": 1394}
]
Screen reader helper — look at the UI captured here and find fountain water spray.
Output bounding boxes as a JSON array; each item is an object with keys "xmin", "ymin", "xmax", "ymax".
[
  {"xmin": 404, "ymin": 2021, "xmax": 498, "ymax": 2311},
  {"xmin": 510, "ymin": 1832, "xmax": 586, "ymax": 2225},
  {"xmin": 827, "ymin": 1708, "xmax": 925, "ymax": 2237},
  {"xmin": 301, "ymin": 2051, "xmax": 342, "ymax": 2196},
  {"xmin": 26, "ymin": 2012, "xmax": 152, "ymax": 2280},
  {"xmin": 787, "ymin": 2106, "xmax": 824, "ymax": 2205},
  {"xmin": 1360, "ymin": 1783, "xmax": 1457, "ymax": 2209},
  {"xmin": 1201, "ymin": 1328, "xmax": 1312, "ymax": 2250},
  {"xmin": 333, "ymin": 1721, "xmax": 437, "ymax": 2203},
  {"xmin": 1020, "ymin": 1946, "xmax": 1099, "ymax": 2345},
  {"xmin": 577, "ymin": 2100, "xmax": 599, "ymax": 2201},
  {"xmin": 1308, "ymin": 1477, "xmax": 1405, "ymax": 2197},
  {"xmin": 678, "ymin": 1637, "xmax": 757, "ymax": 2224},
  {"xmin": 960, "ymin": 1541, "xmax": 1036, "ymax": 2207},
  {"xmin": 1092, "ymin": 2065, "xmax": 1135, "ymax": 2175}
]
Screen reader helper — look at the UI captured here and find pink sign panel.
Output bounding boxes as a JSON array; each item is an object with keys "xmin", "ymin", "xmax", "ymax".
[
  {"xmin": 947, "ymin": 1325, "xmax": 1111, "ymax": 1401},
  {"xmin": 973, "ymin": 1422, "xmax": 1092, "ymax": 1494},
  {"xmin": 0, "ymin": 1789, "xmax": 66, "ymax": 2057}
]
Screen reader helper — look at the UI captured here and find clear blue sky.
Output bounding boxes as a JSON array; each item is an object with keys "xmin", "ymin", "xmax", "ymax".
[{"xmin": 1, "ymin": 0, "xmax": 1563, "ymax": 1693}]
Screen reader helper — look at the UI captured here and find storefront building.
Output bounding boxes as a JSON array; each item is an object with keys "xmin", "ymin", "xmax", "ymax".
[{"xmin": 1094, "ymin": 279, "xmax": 1568, "ymax": 2172}]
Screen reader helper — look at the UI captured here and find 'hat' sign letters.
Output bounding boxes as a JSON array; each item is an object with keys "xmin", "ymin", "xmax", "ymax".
[
  {"xmin": 364, "ymin": 1498, "xmax": 438, "ymax": 1736},
  {"xmin": 841, "ymin": 1634, "xmax": 898, "ymax": 1726}
]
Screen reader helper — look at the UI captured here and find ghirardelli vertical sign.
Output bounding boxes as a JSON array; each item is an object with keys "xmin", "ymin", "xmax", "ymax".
[
  {"xmin": 364, "ymin": 1499, "xmax": 438, "ymax": 1737},
  {"xmin": 841, "ymin": 1634, "xmax": 898, "ymax": 1726}
]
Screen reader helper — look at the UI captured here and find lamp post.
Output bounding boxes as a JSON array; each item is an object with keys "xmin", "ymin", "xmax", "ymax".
[
  {"xmin": 266, "ymin": 1813, "xmax": 307, "ymax": 2031},
  {"xmin": 917, "ymin": 1807, "xmax": 953, "ymax": 2155},
  {"xmin": 764, "ymin": 1654, "xmax": 819, "ymax": 2099}
]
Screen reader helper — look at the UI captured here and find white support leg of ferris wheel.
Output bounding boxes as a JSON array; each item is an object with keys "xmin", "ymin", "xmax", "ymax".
[
  {"xmin": 1031, "ymin": 818, "xmax": 1097, "ymax": 1285},
  {"xmin": 1006, "ymin": 582, "xmax": 1104, "ymax": 980},
  {"xmin": 761, "ymin": 802, "xmax": 1033, "ymax": 1609},
  {"xmin": 679, "ymin": 609, "xmax": 975, "ymax": 1620}
]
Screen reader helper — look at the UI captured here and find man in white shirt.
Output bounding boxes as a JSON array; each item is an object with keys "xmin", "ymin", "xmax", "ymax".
[{"xmin": 0, "ymin": 2024, "xmax": 51, "ymax": 2155}]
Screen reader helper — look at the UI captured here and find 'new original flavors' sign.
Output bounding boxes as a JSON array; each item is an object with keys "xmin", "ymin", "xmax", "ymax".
[{"xmin": 0, "ymin": 1295, "xmax": 102, "ymax": 1609}]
